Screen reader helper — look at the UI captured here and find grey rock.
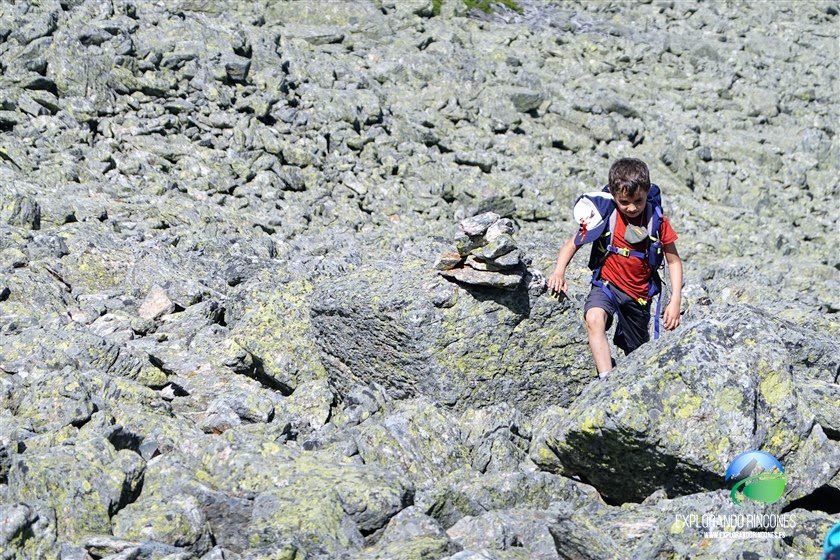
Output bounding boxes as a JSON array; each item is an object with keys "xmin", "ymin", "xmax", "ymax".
[
  {"xmin": 508, "ymin": 87, "xmax": 544, "ymax": 113},
  {"xmin": 137, "ymin": 284, "xmax": 176, "ymax": 321},
  {"xmin": 423, "ymin": 470, "xmax": 598, "ymax": 531},
  {"xmin": 333, "ymin": 382, "xmax": 390, "ymax": 429},
  {"xmin": 26, "ymin": 234, "xmax": 69, "ymax": 262},
  {"xmin": 485, "ymin": 218, "xmax": 517, "ymax": 241},
  {"xmin": 781, "ymin": 424, "xmax": 840, "ymax": 503},
  {"xmin": 0, "ymin": 501, "xmax": 57, "ymax": 560},
  {"xmin": 465, "ymin": 250, "xmax": 521, "ymax": 271},
  {"xmin": 111, "ymin": 493, "xmax": 213, "ymax": 556},
  {"xmin": 359, "ymin": 506, "xmax": 455, "ymax": 559},
  {"xmin": 283, "ymin": 26, "xmax": 345, "ymax": 45},
  {"xmin": 239, "ymin": 452, "xmax": 412, "ymax": 558},
  {"xmin": 222, "ymin": 53, "xmax": 251, "ymax": 84},
  {"xmin": 198, "ymin": 547, "xmax": 227, "ymax": 560},
  {"xmin": 549, "ymin": 490, "xmax": 786, "ymax": 559},
  {"xmin": 799, "ymin": 380, "xmax": 840, "ymax": 438},
  {"xmin": 0, "ymin": 326, "xmax": 167, "ymax": 387},
  {"xmin": 470, "ymin": 234, "xmax": 516, "ymax": 260},
  {"xmin": 455, "ymin": 151, "xmax": 497, "ymax": 173},
  {"xmin": 1, "ymin": 193, "xmax": 40, "ymax": 230},
  {"xmin": 455, "ymin": 233, "xmax": 488, "ymax": 257},
  {"xmin": 434, "ymin": 251, "xmax": 464, "ymax": 271},
  {"xmin": 439, "ymin": 265, "xmax": 523, "ymax": 290},
  {"xmin": 0, "ymin": 503, "xmax": 37, "ymax": 554},
  {"xmin": 82, "ymin": 534, "xmax": 187, "ymax": 559},
  {"xmin": 57, "ymin": 543, "xmax": 90, "ymax": 560},
  {"xmin": 354, "ymin": 397, "xmax": 470, "ymax": 482},
  {"xmin": 459, "ymin": 212, "xmax": 501, "ymax": 236},
  {"xmin": 460, "ymin": 403, "xmax": 531, "ymax": 474},
  {"xmin": 281, "ymin": 379, "xmax": 334, "ymax": 433},
  {"xmin": 225, "ymin": 271, "xmax": 327, "ymax": 394},
  {"xmin": 12, "ymin": 367, "xmax": 96, "ymax": 433},
  {"xmin": 7, "ymin": 437, "xmax": 144, "ymax": 544},
  {"xmin": 447, "ymin": 509, "xmax": 557, "ymax": 559},
  {"xmin": 443, "ymin": 552, "xmax": 496, "ymax": 560},
  {"xmin": 197, "ymin": 399, "xmax": 247, "ymax": 434},
  {"xmin": 12, "ymin": 10, "xmax": 58, "ymax": 46}
]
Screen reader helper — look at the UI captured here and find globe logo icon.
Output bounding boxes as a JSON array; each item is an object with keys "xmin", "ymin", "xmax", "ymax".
[{"xmin": 725, "ymin": 450, "xmax": 786, "ymax": 505}]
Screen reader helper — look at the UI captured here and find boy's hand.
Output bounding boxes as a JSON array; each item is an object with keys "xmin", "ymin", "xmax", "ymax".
[
  {"xmin": 547, "ymin": 270, "xmax": 567, "ymax": 294},
  {"xmin": 663, "ymin": 300, "xmax": 681, "ymax": 330}
]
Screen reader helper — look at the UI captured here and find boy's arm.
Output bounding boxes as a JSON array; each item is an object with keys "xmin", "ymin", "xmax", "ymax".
[
  {"xmin": 547, "ymin": 236, "xmax": 579, "ymax": 294},
  {"xmin": 662, "ymin": 242, "xmax": 682, "ymax": 330}
]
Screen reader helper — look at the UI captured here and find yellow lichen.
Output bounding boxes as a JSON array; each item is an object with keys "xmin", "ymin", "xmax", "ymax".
[
  {"xmin": 668, "ymin": 393, "xmax": 701, "ymax": 420},
  {"xmin": 758, "ymin": 367, "xmax": 792, "ymax": 406}
]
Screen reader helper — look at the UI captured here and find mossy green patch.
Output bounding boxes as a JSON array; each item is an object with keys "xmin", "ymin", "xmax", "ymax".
[
  {"xmin": 66, "ymin": 250, "xmax": 128, "ymax": 292},
  {"xmin": 758, "ymin": 366, "xmax": 792, "ymax": 406},
  {"xmin": 609, "ymin": 387, "xmax": 631, "ymax": 414},
  {"xmin": 766, "ymin": 422, "xmax": 796, "ymax": 452},
  {"xmin": 437, "ymin": 0, "xmax": 523, "ymax": 15},
  {"xmin": 261, "ymin": 441, "xmax": 283, "ymax": 457},
  {"xmin": 669, "ymin": 518, "xmax": 685, "ymax": 534},
  {"xmin": 579, "ymin": 409, "xmax": 606, "ymax": 434},
  {"xmin": 231, "ymin": 277, "xmax": 327, "ymax": 390},
  {"xmin": 362, "ymin": 536, "xmax": 453, "ymax": 559},
  {"xmin": 668, "ymin": 393, "xmax": 702, "ymax": 420},
  {"xmin": 113, "ymin": 493, "xmax": 210, "ymax": 551},
  {"xmin": 714, "ymin": 386, "xmax": 744, "ymax": 413},
  {"xmin": 705, "ymin": 436, "xmax": 730, "ymax": 466}
]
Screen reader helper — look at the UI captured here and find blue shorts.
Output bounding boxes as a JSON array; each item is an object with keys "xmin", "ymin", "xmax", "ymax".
[{"xmin": 583, "ymin": 283, "xmax": 650, "ymax": 355}]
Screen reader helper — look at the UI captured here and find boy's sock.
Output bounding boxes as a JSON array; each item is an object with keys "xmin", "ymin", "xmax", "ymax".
[{"xmin": 598, "ymin": 370, "xmax": 611, "ymax": 379}]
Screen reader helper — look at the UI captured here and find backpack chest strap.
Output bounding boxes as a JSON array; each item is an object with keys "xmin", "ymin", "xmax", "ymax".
[{"xmin": 606, "ymin": 245, "xmax": 647, "ymax": 259}]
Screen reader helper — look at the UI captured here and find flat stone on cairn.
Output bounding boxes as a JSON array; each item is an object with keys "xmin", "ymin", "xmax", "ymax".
[{"xmin": 436, "ymin": 213, "xmax": 525, "ymax": 290}]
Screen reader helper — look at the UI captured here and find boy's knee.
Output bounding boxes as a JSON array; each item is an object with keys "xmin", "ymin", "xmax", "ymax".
[{"xmin": 585, "ymin": 308, "xmax": 607, "ymax": 332}]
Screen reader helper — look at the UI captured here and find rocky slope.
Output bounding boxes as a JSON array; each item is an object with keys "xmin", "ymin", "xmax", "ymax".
[{"xmin": 0, "ymin": 0, "xmax": 838, "ymax": 558}]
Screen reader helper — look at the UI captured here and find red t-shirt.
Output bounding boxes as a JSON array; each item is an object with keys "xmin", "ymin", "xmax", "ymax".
[{"xmin": 600, "ymin": 211, "xmax": 678, "ymax": 302}]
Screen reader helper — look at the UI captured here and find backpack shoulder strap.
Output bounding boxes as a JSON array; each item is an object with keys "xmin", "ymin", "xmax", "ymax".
[{"xmin": 608, "ymin": 209, "xmax": 618, "ymax": 246}]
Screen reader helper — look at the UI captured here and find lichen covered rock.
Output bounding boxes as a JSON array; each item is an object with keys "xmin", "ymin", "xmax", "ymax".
[
  {"xmin": 532, "ymin": 304, "xmax": 839, "ymax": 504},
  {"xmin": 312, "ymin": 259, "xmax": 593, "ymax": 414}
]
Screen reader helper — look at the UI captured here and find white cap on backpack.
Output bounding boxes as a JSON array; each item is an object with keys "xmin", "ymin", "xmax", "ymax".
[
  {"xmin": 574, "ymin": 197, "xmax": 603, "ymax": 231},
  {"xmin": 573, "ymin": 192, "xmax": 614, "ymax": 245}
]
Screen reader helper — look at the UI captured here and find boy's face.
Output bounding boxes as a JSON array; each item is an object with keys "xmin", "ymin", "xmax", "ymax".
[{"xmin": 613, "ymin": 189, "xmax": 648, "ymax": 219}]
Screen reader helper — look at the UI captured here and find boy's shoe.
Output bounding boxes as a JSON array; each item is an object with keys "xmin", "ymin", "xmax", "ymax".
[{"xmin": 598, "ymin": 370, "xmax": 611, "ymax": 380}]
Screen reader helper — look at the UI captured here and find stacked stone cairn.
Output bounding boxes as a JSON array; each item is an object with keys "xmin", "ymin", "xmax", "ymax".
[{"xmin": 435, "ymin": 212, "xmax": 530, "ymax": 290}]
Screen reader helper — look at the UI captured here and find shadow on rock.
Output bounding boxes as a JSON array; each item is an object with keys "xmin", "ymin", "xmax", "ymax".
[
  {"xmin": 446, "ymin": 271, "xmax": 532, "ymax": 317},
  {"xmin": 548, "ymin": 427, "xmax": 727, "ymax": 504}
]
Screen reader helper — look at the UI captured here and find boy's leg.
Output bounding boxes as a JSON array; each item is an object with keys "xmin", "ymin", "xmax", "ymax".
[
  {"xmin": 585, "ymin": 308, "xmax": 613, "ymax": 374},
  {"xmin": 583, "ymin": 286, "xmax": 616, "ymax": 374}
]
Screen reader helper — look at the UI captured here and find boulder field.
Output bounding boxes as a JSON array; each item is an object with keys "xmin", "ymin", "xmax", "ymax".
[{"xmin": 0, "ymin": 0, "xmax": 838, "ymax": 558}]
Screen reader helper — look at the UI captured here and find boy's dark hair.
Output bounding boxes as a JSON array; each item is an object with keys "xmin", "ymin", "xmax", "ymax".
[{"xmin": 608, "ymin": 158, "xmax": 650, "ymax": 196}]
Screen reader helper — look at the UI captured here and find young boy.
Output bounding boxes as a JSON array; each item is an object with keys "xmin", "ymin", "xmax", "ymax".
[{"xmin": 547, "ymin": 158, "xmax": 683, "ymax": 377}]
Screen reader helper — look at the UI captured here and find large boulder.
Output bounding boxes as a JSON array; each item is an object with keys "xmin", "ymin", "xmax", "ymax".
[
  {"xmin": 357, "ymin": 506, "xmax": 456, "ymax": 560},
  {"xmin": 531, "ymin": 304, "xmax": 840, "ymax": 505},
  {"xmin": 226, "ymin": 271, "xmax": 328, "ymax": 393},
  {"xmin": 6, "ymin": 436, "xmax": 144, "ymax": 545},
  {"xmin": 311, "ymin": 255, "xmax": 593, "ymax": 414}
]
